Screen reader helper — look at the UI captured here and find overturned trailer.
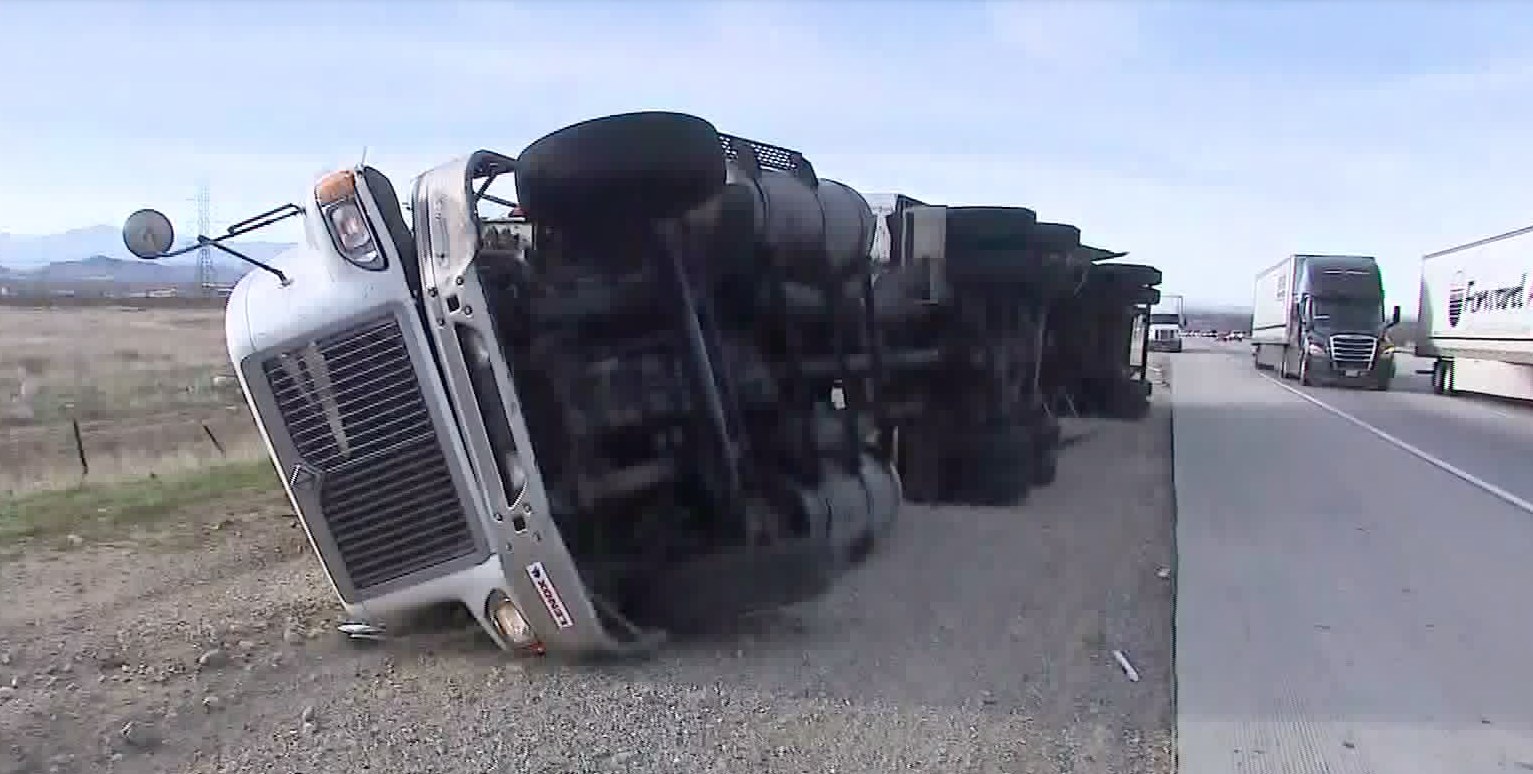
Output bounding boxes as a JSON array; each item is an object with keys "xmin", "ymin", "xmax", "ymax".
[
  {"xmin": 121, "ymin": 112, "xmax": 1077, "ymax": 657},
  {"xmin": 1042, "ymin": 258, "xmax": 1163, "ymax": 420},
  {"xmin": 868, "ymin": 197, "xmax": 1098, "ymax": 506}
]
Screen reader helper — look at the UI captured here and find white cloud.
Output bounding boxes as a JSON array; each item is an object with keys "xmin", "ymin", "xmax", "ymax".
[
  {"xmin": 983, "ymin": 0, "xmax": 1150, "ymax": 72},
  {"xmin": 5, "ymin": 0, "xmax": 1533, "ymax": 306}
]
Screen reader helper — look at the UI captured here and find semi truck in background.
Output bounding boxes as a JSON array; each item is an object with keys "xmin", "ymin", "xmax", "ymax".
[
  {"xmin": 1251, "ymin": 253, "xmax": 1400, "ymax": 389},
  {"xmin": 1147, "ymin": 293, "xmax": 1185, "ymax": 353},
  {"xmin": 1416, "ymin": 225, "xmax": 1533, "ymax": 400}
]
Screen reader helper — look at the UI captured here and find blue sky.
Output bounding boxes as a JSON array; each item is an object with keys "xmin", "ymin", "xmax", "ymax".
[{"xmin": 2, "ymin": 0, "xmax": 1532, "ymax": 306}]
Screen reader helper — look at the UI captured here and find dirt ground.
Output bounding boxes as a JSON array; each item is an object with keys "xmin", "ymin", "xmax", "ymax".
[{"xmin": 0, "ymin": 376, "xmax": 1176, "ymax": 774}]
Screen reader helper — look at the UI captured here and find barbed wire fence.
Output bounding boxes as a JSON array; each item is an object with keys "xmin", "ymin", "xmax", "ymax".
[{"xmin": 1, "ymin": 381, "xmax": 263, "ymax": 495}]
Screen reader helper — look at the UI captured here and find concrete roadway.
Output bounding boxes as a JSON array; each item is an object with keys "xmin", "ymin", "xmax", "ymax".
[{"xmin": 1172, "ymin": 338, "xmax": 1533, "ymax": 773}]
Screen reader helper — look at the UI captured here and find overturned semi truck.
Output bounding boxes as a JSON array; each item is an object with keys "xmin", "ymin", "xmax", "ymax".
[
  {"xmin": 121, "ymin": 112, "xmax": 1094, "ymax": 657},
  {"xmin": 868, "ymin": 195, "xmax": 1157, "ymax": 503},
  {"xmin": 1042, "ymin": 260, "xmax": 1163, "ymax": 420}
]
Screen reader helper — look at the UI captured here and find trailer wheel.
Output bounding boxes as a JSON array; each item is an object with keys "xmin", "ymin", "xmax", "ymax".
[
  {"xmin": 1091, "ymin": 262, "xmax": 1163, "ymax": 288},
  {"xmin": 515, "ymin": 111, "xmax": 728, "ymax": 225},
  {"xmin": 944, "ymin": 206, "xmax": 1038, "ymax": 248},
  {"xmin": 947, "ymin": 423, "xmax": 1033, "ymax": 506},
  {"xmin": 945, "ymin": 249, "xmax": 1052, "ymax": 288},
  {"xmin": 897, "ymin": 424, "xmax": 944, "ymax": 504},
  {"xmin": 1107, "ymin": 381, "xmax": 1151, "ymax": 420},
  {"xmin": 1030, "ymin": 222, "xmax": 1083, "ymax": 253},
  {"xmin": 944, "ymin": 216, "xmax": 1078, "ymax": 289}
]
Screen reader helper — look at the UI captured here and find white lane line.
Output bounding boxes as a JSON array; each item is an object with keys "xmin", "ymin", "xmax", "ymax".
[{"xmin": 1259, "ymin": 373, "xmax": 1533, "ymax": 516}]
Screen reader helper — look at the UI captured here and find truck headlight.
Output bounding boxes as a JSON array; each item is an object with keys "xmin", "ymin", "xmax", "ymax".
[
  {"xmin": 1306, "ymin": 342, "xmax": 1327, "ymax": 357},
  {"xmin": 1380, "ymin": 344, "xmax": 1396, "ymax": 356},
  {"xmin": 486, "ymin": 591, "xmax": 544, "ymax": 654},
  {"xmin": 314, "ymin": 170, "xmax": 386, "ymax": 271}
]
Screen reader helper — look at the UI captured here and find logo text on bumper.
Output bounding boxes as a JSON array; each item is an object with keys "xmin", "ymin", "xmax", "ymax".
[{"xmin": 525, "ymin": 562, "xmax": 575, "ymax": 629}]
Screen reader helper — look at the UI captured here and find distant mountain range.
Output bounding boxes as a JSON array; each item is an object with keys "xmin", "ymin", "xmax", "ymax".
[
  {"xmin": 0, "ymin": 225, "xmax": 294, "ymax": 285},
  {"xmin": 1, "ymin": 224, "xmax": 1260, "ymax": 319}
]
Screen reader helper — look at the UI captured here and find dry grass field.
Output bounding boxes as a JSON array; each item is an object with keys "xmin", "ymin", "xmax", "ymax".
[{"xmin": 0, "ymin": 305, "xmax": 264, "ymax": 495}]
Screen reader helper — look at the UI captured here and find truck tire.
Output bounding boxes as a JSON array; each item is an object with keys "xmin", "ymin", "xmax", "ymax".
[
  {"xmin": 944, "ymin": 216, "xmax": 1079, "ymax": 289},
  {"xmin": 515, "ymin": 111, "xmax": 728, "ymax": 225},
  {"xmin": 1431, "ymin": 360, "xmax": 1454, "ymax": 395},
  {"xmin": 945, "ymin": 248, "xmax": 1051, "ymax": 287},
  {"xmin": 1030, "ymin": 222, "xmax": 1082, "ymax": 254},
  {"xmin": 944, "ymin": 206, "xmax": 1038, "ymax": 249},
  {"xmin": 897, "ymin": 424, "xmax": 943, "ymax": 504},
  {"xmin": 1092, "ymin": 262, "xmax": 1163, "ymax": 288},
  {"xmin": 1110, "ymin": 382, "xmax": 1151, "ymax": 420},
  {"xmin": 948, "ymin": 423, "xmax": 1033, "ymax": 506}
]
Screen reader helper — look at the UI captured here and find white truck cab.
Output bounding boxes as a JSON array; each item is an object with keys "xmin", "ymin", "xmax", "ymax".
[
  {"xmin": 1146, "ymin": 293, "xmax": 1185, "ymax": 353},
  {"xmin": 226, "ymin": 161, "xmax": 631, "ymax": 655},
  {"xmin": 127, "ymin": 160, "xmax": 651, "ymax": 657}
]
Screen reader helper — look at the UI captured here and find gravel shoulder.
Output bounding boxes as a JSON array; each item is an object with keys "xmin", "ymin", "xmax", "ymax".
[{"xmin": 1, "ymin": 379, "xmax": 1176, "ymax": 774}]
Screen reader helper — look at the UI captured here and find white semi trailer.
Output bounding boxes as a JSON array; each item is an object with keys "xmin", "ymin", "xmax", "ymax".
[{"xmin": 1416, "ymin": 225, "xmax": 1533, "ymax": 399}]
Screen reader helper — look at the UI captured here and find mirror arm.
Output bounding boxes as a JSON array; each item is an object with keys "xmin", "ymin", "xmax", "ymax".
[
  {"xmin": 133, "ymin": 204, "xmax": 299, "ymax": 286},
  {"xmin": 200, "ymin": 237, "xmax": 290, "ymax": 286},
  {"xmin": 226, "ymin": 203, "xmax": 302, "ymax": 236},
  {"xmin": 480, "ymin": 192, "xmax": 517, "ymax": 210}
]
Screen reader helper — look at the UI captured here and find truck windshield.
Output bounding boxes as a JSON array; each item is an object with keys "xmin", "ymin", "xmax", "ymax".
[
  {"xmin": 1148, "ymin": 314, "xmax": 1180, "ymax": 324},
  {"xmin": 1311, "ymin": 299, "xmax": 1381, "ymax": 330}
]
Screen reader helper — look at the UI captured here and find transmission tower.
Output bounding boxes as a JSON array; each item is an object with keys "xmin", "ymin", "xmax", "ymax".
[{"xmin": 195, "ymin": 179, "xmax": 214, "ymax": 296}]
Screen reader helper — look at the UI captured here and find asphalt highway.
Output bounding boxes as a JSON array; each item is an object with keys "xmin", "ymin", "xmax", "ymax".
[{"xmin": 1172, "ymin": 338, "xmax": 1533, "ymax": 773}]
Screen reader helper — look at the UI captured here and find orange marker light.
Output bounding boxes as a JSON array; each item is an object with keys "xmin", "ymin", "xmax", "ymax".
[{"xmin": 314, "ymin": 170, "xmax": 358, "ymax": 206}]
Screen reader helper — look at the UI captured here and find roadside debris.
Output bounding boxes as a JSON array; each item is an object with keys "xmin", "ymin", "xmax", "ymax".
[
  {"xmin": 338, "ymin": 622, "xmax": 386, "ymax": 641},
  {"xmin": 195, "ymin": 649, "xmax": 228, "ymax": 669},
  {"xmin": 1112, "ymin": 649, "xmax": 1141, "ymax": 682}
]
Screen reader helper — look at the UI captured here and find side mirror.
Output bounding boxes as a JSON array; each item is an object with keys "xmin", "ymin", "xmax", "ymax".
[
  {"xmin": 123, "ymin": 209, "xmax": 176, "ymax": 260},
  {"xmin": 1389, "ymin": 305, "xmax": 1401, "ymax": 328}
]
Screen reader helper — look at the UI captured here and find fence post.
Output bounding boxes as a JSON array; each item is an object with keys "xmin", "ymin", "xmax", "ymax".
[{"xmin": 70, "ymin": 418, "xmax": 89, "ymax": 477}]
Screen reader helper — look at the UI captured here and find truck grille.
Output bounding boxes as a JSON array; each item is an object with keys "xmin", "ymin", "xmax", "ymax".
[
  {"xmin": 259, "ymin": 315, "xmax": 478, "ymax": 593},
  {"xmin": 1154, "ymin": 329, "xmax": 1177, "ymax": 340},
  {"xmin": 1329, "ymin": 334, "xmax": 1377, "ymax": 367}
]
